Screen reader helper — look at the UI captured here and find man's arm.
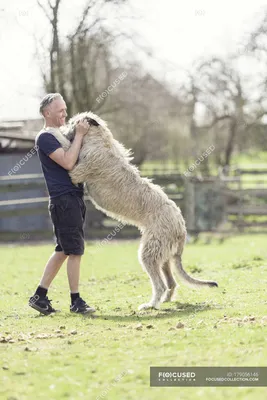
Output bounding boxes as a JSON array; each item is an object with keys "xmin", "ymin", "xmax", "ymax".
[{"xmin": 49, "ymin": 120, "xmax": 89, "ymax": 171}]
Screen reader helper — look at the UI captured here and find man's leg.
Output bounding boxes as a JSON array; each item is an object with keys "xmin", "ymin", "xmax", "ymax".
[
  {"xmin": 67, "ymin": 254, "xmax": 81, "ymax": 293},
  {"xmin": 29, "ymin": 251, "xmax": 68, "ymax": 315},
  {"xmin": 67, "ymin": 253, "xmax": 95, "ymax": 314},
  {"xmin": 40, "ymin": 251, "xmax": 68, "ymax": 289}
]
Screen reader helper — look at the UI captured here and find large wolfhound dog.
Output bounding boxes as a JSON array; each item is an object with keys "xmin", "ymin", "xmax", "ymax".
[{"xmin": 47, "ymin": 112, "xmax": 218, "ymax": 310}]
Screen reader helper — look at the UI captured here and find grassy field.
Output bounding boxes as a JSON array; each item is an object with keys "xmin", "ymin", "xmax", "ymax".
[
  {"xmin": 141, "ymin": 151, "xmax": 267, "ymax": 173},
  {"xmin": 232, "ymin": 151, "xmax": 267, "ymax": 168},
  {"xmin": 0, "ymin": 235, "xmax": 267, "ymax": 400}
]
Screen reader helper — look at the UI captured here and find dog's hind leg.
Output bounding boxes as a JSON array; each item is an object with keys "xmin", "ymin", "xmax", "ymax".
[
  {"xmin": 161, "ymin": 260, "xmax": 178, "ymax": 302},
  {"xmin": 138, "ymin": 239, "xmax": 167, "ymax": 311}
]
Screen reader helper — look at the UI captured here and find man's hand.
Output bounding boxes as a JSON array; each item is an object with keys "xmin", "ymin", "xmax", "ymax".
[
  {"xmin": 49, "ymin": 119, "xmax": 90, "ymax": 170},
  {"xmin": 76, "ymin": 120, "xmax": 90, "ymax": 137}
]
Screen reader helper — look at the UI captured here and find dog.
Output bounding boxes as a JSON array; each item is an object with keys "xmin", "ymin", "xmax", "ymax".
[{"xmin": 46, "ymin": 111, "xmax": 218, "ymax": 310}]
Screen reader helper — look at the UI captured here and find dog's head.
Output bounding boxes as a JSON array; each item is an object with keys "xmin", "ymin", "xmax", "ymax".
[
  {"xmin": 83, "ymin": 116, "xmax": 100, "ymax": 127},
  {"xmin": 64, "ymin": 111, "xmax": 105, "ymax": 141}
]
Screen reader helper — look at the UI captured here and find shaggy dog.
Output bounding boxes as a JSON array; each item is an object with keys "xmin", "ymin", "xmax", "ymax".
[{"xmin": 46, "ymin": 112, "xmax": 218, "ymax": 310}]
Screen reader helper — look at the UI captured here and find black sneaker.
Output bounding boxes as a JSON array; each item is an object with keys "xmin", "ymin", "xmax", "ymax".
[
  {"xmin": 29, "ymin": 294, "xmax": 56, "ymax": 315},
  {"xmin": 70, "ymin": 297, "xmax": 96, "ymax": 314}
]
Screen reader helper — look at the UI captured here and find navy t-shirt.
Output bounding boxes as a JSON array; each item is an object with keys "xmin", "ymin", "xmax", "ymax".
[{"xmin": 36, "ymin": 131, "xmax": 84, "ymax": 199}]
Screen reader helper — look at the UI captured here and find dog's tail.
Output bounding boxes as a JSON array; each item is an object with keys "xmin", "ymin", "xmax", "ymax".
[{"xmin": 173, "ymin": 254, "xmax": 218, "ymax": 289}]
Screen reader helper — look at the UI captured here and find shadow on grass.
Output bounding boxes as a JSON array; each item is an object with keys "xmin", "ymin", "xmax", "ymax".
[
  {"xmin": 21, "ymin": 301, "xmax": 222, "ymax": 321},
  {"xmin": 65, "ymin": 301, "xmax": 219, "ymax": 321}
]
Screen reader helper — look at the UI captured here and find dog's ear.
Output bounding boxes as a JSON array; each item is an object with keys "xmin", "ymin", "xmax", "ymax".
[{"xmin": 85, "ymin": 117, "xmax": 99, "ymax": 126}]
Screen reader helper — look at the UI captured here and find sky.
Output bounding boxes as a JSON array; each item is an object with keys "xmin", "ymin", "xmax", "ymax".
[{"xmin": 0, "ymin": 0, "xmax": 266, "ymax": 120}]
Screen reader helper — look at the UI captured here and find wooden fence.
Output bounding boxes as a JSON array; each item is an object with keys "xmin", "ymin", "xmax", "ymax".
[
  {"xmin": 220, "ymin": 168, "xmax": 267, "ymax": 232},
  {"xmin": 0, "ymin": 170, "xmax": 185, "ymax": 242},
  {"xmin": 1, "ymin": 167, "xmax": 267, "ymax": 242}
]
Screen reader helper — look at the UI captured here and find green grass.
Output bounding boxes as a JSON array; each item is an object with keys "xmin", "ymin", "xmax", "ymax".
[
  {"xmin": 141, "ymin": 151, "xmax": 267, "ymax": 172},
  {"xmin": 0, "ymin": 236, "xmax": 267, "ymax": 400},
  {"xmin": 232, "ymin": 151, "xmax": 267, "ymax": 168}
]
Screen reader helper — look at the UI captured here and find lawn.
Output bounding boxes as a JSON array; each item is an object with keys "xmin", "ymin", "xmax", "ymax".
[
  {"xmin": 141, "ymin": 151, "xmax": 267, "ymax": 174},
  {"xmin": 0, "ymin": 235, "xmax": 266, "ymax": 400}
]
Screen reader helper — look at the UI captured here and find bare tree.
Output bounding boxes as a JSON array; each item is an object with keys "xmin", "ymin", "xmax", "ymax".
[
  {"xmin": 107, "ymin": 68, "xmax": 186, "ymax": 166},
  {"xmin": 36, "ymin": 0, "xmax": 128, "ymax": 114},
  {"xmin": 180, "ymin": 58, "xmax": 248, "ymax": 172},
  {"xmin": 35, "ymin": 0, "xmax": 190, "ymax": 167},
  {"xmin": 241, "ymin": 8, "xmax": 267, "ymax": 151}
]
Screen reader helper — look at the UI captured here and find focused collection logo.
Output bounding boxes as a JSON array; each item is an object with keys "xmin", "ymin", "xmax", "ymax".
[{"xmin": 158, "ymin": 371, "xmax": 196, "ymax": 381}]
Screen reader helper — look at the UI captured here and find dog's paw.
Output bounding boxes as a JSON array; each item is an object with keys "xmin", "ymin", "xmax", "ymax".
[
  {"xmin": 138, "ymin": 302, "xmax": 160, "ymax": 311},
  {"xmin": 70, "ymin": 177, "xmax": 81, "ymax": 186}
]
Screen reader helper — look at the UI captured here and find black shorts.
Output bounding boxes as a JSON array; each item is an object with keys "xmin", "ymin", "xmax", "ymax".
[{"xmin": 48, "ymin": 192, "xmax": 86, "ymax": 255}]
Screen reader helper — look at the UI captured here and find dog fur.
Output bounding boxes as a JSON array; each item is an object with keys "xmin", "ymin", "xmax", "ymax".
[{"xmin": 44, "ymin": 112, "xmax": 218, "ymax": 310}]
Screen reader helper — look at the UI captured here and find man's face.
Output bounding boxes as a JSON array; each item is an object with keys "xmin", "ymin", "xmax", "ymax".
[{"xmin": 44, "ymin": 97, "xmax": 67, "ymax": 127}]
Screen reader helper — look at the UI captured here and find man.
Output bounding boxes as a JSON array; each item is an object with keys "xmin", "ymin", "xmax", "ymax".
[{"xmin": 29, "ymin": 93, "xmax": 95, "ymax": 315}]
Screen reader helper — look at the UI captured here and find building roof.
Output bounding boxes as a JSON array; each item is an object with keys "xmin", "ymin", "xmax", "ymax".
[{"xmin": 0, "ymin": 119, "xmax": 42, "ymax": 152}]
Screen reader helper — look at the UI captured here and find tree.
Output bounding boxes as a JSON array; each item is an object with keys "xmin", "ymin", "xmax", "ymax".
[
  {"xmin": 241, "ymin": 8, "xmax": 267, "ymax": 152},
  {"xmin": 106, "ymin": 67, "xmax": 186, "ymax": 166},
  {"xmin": 180, "ymin": 58, "xmax": 248, "ymax": 172},
  {"xmin": 35, "ymin": 0, "xmax": 195, "ymax": 168},
  {"xmin": 36, "ymin": 0, "xmax": 128, "ymax": 115}
]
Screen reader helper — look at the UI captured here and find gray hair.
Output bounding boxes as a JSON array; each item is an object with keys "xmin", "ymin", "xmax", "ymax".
[{"xmin": 39, "ymin": 93, "xmax": 63, "ymax": 115}]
